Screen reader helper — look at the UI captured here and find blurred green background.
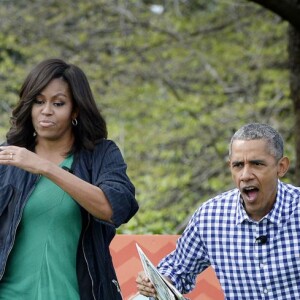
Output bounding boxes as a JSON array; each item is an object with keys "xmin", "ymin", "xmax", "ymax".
[{"xmin": 0, "ymin": 0, "xmax": 295, "ymax": 233}]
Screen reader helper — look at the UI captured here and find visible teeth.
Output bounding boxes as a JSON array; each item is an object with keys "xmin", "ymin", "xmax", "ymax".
[
  {"xmin": 245, "ymin": 186, "xmax": 256, "ymax": 190},
  {"xmin": 243, "ymin": 187, "xmax": 258, "ymax": 194}
]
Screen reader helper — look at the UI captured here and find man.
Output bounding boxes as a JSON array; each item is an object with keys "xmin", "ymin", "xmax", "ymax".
[{"xmin": 136, "ymin": 123, "xmax": 300, "ymax": 299}]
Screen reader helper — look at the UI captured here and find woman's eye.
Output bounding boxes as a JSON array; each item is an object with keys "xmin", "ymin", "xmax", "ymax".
[
  {"xmin": 53, "ymin": 102, "xmax": 65, "ymax": 107},
  {"xmin": 33, "ymin": 99, "xmax": 65, "ymax": 106},
  {"xmin": 34, "ymin": 99, "xmax": 43, "ymax": 104}
]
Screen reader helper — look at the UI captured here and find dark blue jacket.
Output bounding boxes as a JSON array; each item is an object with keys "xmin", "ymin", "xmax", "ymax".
[{"xmin": 0, "ymin": 139, "xmax": 138, "ymax": 299}]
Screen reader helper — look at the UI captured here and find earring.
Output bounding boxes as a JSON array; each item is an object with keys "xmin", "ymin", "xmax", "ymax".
[{"xmin": 72, "ymin": 118, "xmax": 78, "ymax": 126}]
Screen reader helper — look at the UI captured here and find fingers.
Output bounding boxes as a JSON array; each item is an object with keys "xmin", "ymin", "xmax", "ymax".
[
  {"xmin": 136, "ymin": 271, "xmax": 156, "ymax": 297},
  {"xmin": 0, "ymin": 146, "xmax": 39, "ymax": 173},
  {"xmin": 0, "ymin": 147, "xmax": 16, "ymax": 162}
]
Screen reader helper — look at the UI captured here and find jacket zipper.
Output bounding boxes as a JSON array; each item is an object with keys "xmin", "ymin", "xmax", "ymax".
[
  {"xmin": 69, "ymin": 154, "xmax": 96, "ymax": 299},
  {"xmin": 0, "ymin": 175, "xmax": 41, "ymax": 279},
  {"xmin": 82, "ymin": 213, "xmax": 96, "ymax": 300}
]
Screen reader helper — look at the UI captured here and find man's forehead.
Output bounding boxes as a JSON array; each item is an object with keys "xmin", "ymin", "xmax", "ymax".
[
  {"xmin": 231, "ymin": 139, "xmax": 270, "ymax": 156},
  {"xmin": 232, "ymin": 139, "xmax": 268, "ymax": 148}
]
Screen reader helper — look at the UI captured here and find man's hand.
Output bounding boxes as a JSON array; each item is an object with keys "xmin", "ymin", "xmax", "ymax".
[{"xmin": 136, "ymin": 271, "xmax": 157, "ymax": 298}]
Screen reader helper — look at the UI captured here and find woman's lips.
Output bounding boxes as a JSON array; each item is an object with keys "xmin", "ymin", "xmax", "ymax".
[{"xmin": 39, "ymin": 120, "xmax": 55, "ymax": 127}]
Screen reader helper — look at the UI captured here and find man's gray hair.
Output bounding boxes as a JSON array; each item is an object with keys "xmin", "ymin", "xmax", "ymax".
[{"xmin": 229, "ymin": 123, "xmax": 284, "ymax": 161}]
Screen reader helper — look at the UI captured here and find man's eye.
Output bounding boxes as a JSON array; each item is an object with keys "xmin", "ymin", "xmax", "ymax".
[{"xmin": 232, "ymin": 163, "xmax": 242, "ymax": 168}]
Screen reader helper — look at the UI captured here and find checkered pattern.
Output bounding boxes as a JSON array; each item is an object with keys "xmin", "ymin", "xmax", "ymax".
[{"xmin": 158, "ymin": 181, "xmax": 300, "ymax": 299}]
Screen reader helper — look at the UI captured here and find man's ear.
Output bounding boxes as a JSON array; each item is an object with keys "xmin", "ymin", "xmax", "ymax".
[
  {"xmin": 277, "ymin": 156, "xmax": 290, "ymax": 178},
  {"xmin": 227, "ymin": 159, "xmax": 231, "ymax": 169}
]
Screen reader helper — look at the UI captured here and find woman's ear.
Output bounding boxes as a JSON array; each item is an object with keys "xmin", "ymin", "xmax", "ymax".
[
  {"xmin": 72, "ymin": 108, "xmax": 79, "ymax": 120},
  {"xmin": 277, "ymin": 156, "xmax": 290, "ymax": 178}
]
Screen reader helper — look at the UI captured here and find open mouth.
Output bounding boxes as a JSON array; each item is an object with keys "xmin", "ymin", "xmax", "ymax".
[{"xmin": 242, "ymin": 186, "xmax": 259, "ymax": 201}]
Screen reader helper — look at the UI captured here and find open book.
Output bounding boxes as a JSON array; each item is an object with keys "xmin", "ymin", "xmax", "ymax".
[{"xmin": 136, "ymin": 243, "xmax": 186, "ymax": 300}]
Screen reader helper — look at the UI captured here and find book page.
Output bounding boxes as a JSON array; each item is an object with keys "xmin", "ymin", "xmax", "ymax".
[{"xmin": 136, "ymin": 243, "xmax": 186, "ymax": 300}]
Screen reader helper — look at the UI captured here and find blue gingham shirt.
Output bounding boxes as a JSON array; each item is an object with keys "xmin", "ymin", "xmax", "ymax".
[{"xmin": 157, "ymin": 181, "xmax": 300, "ymax": 299}]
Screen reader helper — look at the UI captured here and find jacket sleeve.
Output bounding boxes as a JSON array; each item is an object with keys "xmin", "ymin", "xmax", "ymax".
[{"xmin": 92, "ymin": 140, "xmax": 138, "ymax": 227}]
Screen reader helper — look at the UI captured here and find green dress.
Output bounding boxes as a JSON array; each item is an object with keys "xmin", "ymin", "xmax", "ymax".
[{"xmin": 0, "ymin": 156, "xmax": 81, "ymax": 300}]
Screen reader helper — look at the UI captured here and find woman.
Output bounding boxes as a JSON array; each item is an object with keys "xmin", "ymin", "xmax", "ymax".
[{"xmin": 0, "ymin": 58, "xmax": 138, "ymax": 299}]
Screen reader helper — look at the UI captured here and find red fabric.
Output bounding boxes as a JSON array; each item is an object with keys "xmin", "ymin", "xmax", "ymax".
[{"xmin": 110, "ymin": 235, "xmax": 224, "ymax": 300}]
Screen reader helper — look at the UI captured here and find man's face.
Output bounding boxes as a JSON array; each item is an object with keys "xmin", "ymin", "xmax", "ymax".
[{"xmin": 229, "ymin": 139, "xmax": 289, "ymax": 221}]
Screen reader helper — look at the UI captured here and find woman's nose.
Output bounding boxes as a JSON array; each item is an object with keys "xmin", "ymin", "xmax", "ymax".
[{"xmin": 41, "ymin": 102, "xmax": 53, "ymax": 114}]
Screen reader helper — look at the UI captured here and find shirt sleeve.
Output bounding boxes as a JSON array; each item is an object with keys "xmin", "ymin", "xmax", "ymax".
[
  {"xmin": 157, "ymin": 207, "xmax": 210, "ymax": 294},
  {"xmin": 92, "ymin": 140, "xmax": 138, "ymax": 227}
]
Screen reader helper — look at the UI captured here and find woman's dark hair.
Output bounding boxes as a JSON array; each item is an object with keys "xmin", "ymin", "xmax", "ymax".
[{"xmin": 6, "ymin": 58, "xmax": 107, "ymax": 153}]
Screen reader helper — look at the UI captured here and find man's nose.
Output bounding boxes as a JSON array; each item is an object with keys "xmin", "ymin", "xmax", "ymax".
[{"xmin": 240, "ymin": 165, "xmax": 253, "ymax": 180}]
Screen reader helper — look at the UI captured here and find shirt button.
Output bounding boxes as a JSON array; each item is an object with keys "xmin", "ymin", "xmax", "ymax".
[
  {"xmin": 263, "ymin": 287, "xmax": 269, "ymax": 294},
  {"xmin": 260, "ymin": 263, "xmax": 266, "ymax": 269}
]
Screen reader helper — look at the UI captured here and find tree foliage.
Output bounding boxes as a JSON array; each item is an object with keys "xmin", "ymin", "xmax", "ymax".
[{"xmin": 0, "ymin": 0, "xmax": 294, "ymax": 233}]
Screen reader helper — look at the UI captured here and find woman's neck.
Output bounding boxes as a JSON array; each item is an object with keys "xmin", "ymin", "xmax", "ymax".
[{"xmin": 35, "ymin": 137, "xmax": 74, "ymax": 164}]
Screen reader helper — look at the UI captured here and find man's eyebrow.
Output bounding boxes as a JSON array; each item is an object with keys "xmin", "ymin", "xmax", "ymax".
[
  {"xmin": 231, "ymin": 160, "xmax": 243, "ymax": 165},
  {"xmin": 231, "ymin": 159, "xmax": 265, "ymax": 165},
  {"xmin": 249, "ymin": 159, "xmax": 265, "ymax": 164}
]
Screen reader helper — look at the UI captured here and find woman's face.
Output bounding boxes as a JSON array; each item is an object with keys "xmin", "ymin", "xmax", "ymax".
[{"xmin": 31, "ymin": 78, "xmax": 77, "ymax": 143}]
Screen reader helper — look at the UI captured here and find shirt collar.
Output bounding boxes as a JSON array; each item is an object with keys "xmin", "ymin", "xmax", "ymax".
[{"xmin": 235, "ymin": 180, "xmax": 284, "ymax": 225}]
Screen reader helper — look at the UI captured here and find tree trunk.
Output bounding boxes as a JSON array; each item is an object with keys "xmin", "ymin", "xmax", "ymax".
[{"xmin": 288, "ymin": 25, "xmax": 300, "ymax": 185}]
